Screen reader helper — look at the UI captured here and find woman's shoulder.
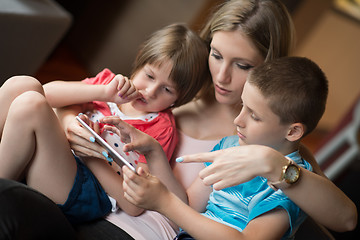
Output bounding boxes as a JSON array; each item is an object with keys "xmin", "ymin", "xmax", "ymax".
[
  {"xmin": 172, "ymin": 100, "xmax": 203, "ymax": 135},
  {"xmin": 173, "ymin": 100, "xmax": 202, "ymax": 120},
  {"xmin": 173, "ymin": 100, "xmax": 236, "ymax": 140}
]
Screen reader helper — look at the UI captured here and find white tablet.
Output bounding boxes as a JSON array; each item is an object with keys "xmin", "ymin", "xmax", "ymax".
[{"xmin": 76, "ymin": 116, "xmax": 136, "ymax": 172}]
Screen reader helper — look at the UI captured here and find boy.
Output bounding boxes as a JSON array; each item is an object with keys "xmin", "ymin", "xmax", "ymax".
[{"xmin": 101, "ymin": 56, "xmax": 328, "ymax": 239}]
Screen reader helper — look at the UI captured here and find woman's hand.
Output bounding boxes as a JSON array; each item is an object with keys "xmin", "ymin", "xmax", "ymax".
[
  {"xmin": 105, "ymin": 74, "xmax": 141, "ymax": 104},
  {"xmin": 178, "ymin": 145, "xmax": 288, "ymax": 190}
]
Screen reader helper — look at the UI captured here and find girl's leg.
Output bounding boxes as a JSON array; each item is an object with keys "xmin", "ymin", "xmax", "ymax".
[
  {"xmin": 0, "ymin": 91, "xmax": 77, "ymax": 204},
  {"xmin": 0, "ymin": 76, "xmax": 44, "ymax": 138}
]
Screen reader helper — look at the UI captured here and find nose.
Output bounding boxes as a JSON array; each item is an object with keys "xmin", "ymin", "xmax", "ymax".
[
  {"xmin": 144, "ymin": 84, "xmax": 157, "ymax": 99},
  {"xmin": 217, "ymin": 62, "xmax": 231, "ymax": 84},
  {"xmin": 233, "ymin": 108, "xmax": 246, "ymax": 128}
]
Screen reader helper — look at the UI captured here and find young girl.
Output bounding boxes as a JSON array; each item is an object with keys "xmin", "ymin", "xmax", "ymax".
[
  {"xmin": 0, "ymin": 23, "xmax": 209, "ymax": 224},
  {"xmin": 45, "ymin": 23, "xmax": 209, "ymax": 168}
]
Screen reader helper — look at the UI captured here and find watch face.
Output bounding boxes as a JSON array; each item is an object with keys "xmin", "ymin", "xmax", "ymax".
[{"xmin": 284, "ymin": 165, "xmax": 300, "ymax": 183}]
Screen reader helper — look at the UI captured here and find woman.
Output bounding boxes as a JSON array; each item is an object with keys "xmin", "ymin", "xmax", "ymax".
[
  {"xmin": 172, "ymin": 0, "xmax": 357, "ymax": 232},
  {"xmin": 58, "ymin": 0, "xmax": 356, "ymax": 238}
]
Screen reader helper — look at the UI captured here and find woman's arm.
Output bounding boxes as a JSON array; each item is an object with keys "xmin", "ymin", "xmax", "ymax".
[
  {"xmin": 178, "ymin": 145, "xmax": 357, "ymax": 232},
  {"xmin": 122, "ymin": 167, "xmax": 290, "ymax": 240},
  {"xmin": 282, "ymin": 167, "xmax": 357, "ymax": 232},
  {"xmin": 298, "ymin": 143, "xmax": 325, "ymax": 176},
  {"xmin": 284, "ymin": 144, "xmax": 357, "ymax": 231}
]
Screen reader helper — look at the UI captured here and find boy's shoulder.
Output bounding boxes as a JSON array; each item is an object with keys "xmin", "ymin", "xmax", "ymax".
[
  {"xmin": 286, "ymin": 151, "xmax": 313, "ymax": 172},
  {"xmin": 212, "ymin": 135, "xmax": 239, "ymax": 152}
]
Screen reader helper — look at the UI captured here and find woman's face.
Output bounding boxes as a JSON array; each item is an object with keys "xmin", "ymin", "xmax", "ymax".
[{"xmin": 208, "ymin": 31, "xmax": 264, "ymax": 106}]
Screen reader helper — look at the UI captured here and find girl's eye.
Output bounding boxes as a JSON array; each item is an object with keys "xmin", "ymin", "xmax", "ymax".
[
  {"xmin": 146, "ymin": 73, "xmax": 154, "ymax": 80},
  {"xmin": 236, "ymin": 63, "xmax": 254, "ymax": 71},
  {"xmin": 164, "ymin": 87, "xmax": 173, "ymax": 94}
]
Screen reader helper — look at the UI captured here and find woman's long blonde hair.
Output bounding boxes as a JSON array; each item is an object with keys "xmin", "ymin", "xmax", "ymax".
[{"xmin": 198, "ymin": 0, "xmax": 295, "ymax": 101}]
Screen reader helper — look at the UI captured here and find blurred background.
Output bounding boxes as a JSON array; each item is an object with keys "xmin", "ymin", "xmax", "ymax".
[{"xmin": 1, "ymin": 0, "xmax": 359, "ymax": 238}]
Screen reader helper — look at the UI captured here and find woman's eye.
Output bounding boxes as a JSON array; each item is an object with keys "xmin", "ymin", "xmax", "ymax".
[
  {"xmin": 236, "ymin": 63, "xmax": 254, "ymax": 71},
  {"xmin": 210, "ymin": 52, "xmax": 222, "ymax": 60}
]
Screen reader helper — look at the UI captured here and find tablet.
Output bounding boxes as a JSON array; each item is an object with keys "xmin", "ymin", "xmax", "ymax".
[{"xmin": 76, "ymin": 116, "xmax": 136, "ymax": 172}]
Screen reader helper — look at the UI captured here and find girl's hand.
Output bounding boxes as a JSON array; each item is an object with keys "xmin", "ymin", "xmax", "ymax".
[
  {"xmin": 105, "ymin": 74, "xmax": 141, "ymax": 104},
  {"xmin": 122, "ymin": 166, "xmax": 170, "ymax": 211},
  {"xmin": 65, "ymin": 113, "xmax": 108, "ymax": 160},
  {"xmin": 178, "ymin": 145, "xmax": 288, "ymax": 190},
  {"xmin": 100, "ymin": 116, "xmax": 162, "ymax": 157}
]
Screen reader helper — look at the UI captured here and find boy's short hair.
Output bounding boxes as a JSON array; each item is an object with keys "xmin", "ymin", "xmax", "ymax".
[
  {"xmin": 247, "ymin": 56, "xmax": 328, "ymax": 136},
  {"xmin": 131, "ymin": 23, "xmax": 210, "ymax": 108}
]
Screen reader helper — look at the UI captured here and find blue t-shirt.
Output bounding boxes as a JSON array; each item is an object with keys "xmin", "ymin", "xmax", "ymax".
[{"xmin": 203, "ymin": 135, "xmax": 313, "ymax": 239}]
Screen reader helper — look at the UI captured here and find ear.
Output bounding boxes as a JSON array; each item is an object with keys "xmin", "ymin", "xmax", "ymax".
[{"xmin": 285, "ymin": 123, "xmax": 305, "ymax": 142}]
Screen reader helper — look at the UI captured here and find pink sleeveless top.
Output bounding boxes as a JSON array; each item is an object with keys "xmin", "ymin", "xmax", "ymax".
[{"xmin": 106, "ymin": 131, "xmax": 220, "ymax": 239}]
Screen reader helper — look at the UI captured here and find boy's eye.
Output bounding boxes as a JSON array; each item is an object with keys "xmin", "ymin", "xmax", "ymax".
[
  {"xmin": 236, "ymin": 63, "xmax": 254, "ymax": 71},
  {"xmin": 251, "ymin": 113, "xmax": 260, "ymax": 121}
]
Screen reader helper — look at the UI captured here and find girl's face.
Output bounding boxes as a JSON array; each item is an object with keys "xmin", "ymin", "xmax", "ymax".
[
  {"xmin": 131, "ymin": 61, "xmax": 178, "ymax": 113},
  {"xmin": 208, "ymin": 31, "xmax": 264, "ymax": 106}
]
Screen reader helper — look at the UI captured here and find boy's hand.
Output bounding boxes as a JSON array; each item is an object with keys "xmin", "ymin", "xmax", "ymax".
[
  {"xmin": 105, "ymin": 74, "xmax": 141, "ymax": 104},
  {"xmin": 100, "ymin": 116, "xmax": 162, "ymax": 157},
  {"xmin": 122, "ymin": 166, "xmax": 170, "ymax": 211}
]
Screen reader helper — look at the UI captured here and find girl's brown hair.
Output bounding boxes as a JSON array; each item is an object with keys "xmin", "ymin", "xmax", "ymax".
[{"xmin": 131, "ymin": 23, "xmax": 210, "ymax": 108}]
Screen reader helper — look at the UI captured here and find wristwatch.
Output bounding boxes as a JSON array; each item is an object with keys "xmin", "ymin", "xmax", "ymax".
[{"xmin": 268, "ymin": 157, "xmax": 301, "ymax": 191}]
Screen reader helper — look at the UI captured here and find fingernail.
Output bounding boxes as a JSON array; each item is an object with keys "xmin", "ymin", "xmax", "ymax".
[
  {"xmin": 89, "ymin": 136, "xmax": 95, "ymax": 142},
  {"xmin": 107, "ymin": 157, "xmax": 113, "ymax": 162},
  {"xmin": 102, "ymin": 151, "xmax": 108, "ymax": 158},
  {"xmin": 78, "ymin": 113, "xmax": 83, "ymax": 116},
  {"xmin": 176, "ymin": 157, "xmax": 184, "ymax": 163}
]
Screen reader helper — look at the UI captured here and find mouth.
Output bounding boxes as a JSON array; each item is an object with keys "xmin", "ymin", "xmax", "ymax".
[
  {"xmin": 237, "ymin": 131, "xmax": 246, "ymax": 140},
  {"xmin": 214, "ymin": 84, "xmax": 231, "ymax": 95},
  {"xmin": 138, "ymin": 97, "xmax": 147, "ymax": 103},
  {"xmin": 136, "ymin": 93, "xmax": 148, "ymax": 104}
]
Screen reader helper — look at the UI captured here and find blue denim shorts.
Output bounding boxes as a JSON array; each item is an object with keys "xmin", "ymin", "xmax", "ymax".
[{"xmin": 58, "ymin": 156, "xmax": 112, "ymax": 224}]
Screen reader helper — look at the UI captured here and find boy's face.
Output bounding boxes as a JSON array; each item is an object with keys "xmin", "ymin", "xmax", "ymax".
[
  {"xmin": 234, "ymin": 82, "xmax": 290, "ymax": 151},
  {"xmin": 131, "ymin": 61, "xmax": 178, "ymax": 113}
]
